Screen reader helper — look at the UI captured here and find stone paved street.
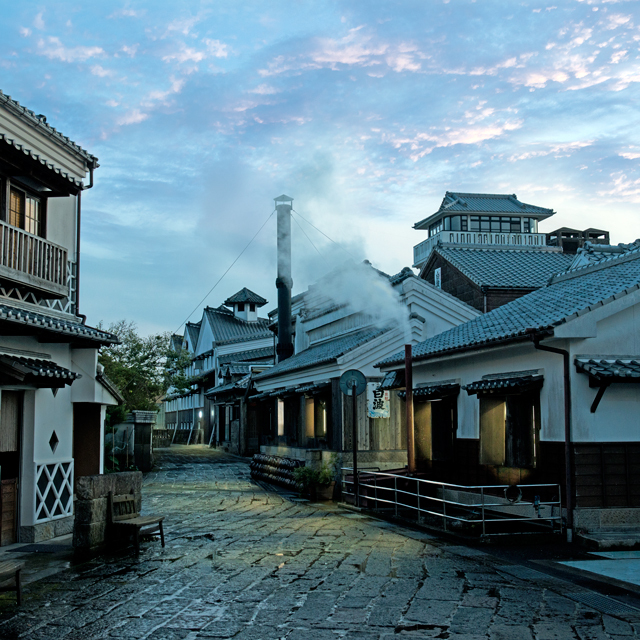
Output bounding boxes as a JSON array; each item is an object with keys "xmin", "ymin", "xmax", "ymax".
[{"xmin": 2, "ymin": 446, "xmax": 640, "ymax": 639}]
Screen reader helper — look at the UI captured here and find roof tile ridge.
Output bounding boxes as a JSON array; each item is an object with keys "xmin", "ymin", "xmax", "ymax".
[
  {"xmin": 550, "ymin": 248, "xmax": 640, "ymax": 284},
  {"xmin": 0, "ymin": 91, "xmax": 97, "ymax": 164}
]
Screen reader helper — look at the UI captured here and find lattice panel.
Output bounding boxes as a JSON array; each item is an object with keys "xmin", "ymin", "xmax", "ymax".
[
  {"xmin": 35, "ymin": 460, "xmax": 74, "ymax": 522},
  {"xmin": 0, "ymin": 260, "xmax": 77, "ymax": 316}
]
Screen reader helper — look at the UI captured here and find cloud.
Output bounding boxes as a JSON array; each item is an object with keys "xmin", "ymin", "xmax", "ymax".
[
  {"xmin": 117, "ymin": 109, "xmax": 148, "ymax": 126},
  {"xmin": 121, "ymin": 44, "xmax": 139, "ymax": 57},
  {"xmin": 91, "ymin": 65, "xmax": 114, "ymax": 77},
  {"xmin": 162, "ymin": 39, "xmax": 228, "ymax": 65},
  {"xmin": 34, "ymin": 12, "xmax": 45, "ymax": 30},
  {"xmin": 109, "ymin": 8, "xmax": 145, "ymax": 19},
  {"xmin": 250, "ymin": 84, "xmax": 279, "ymax": 95},
  {"xmin": 508, "ymin": 141, "xmax": 594, "ymax": 162},
  {"xmin": 19, "ymin": 27, "xmax": 31, "ymax": 37},
  {"xmin": 37, "ymin": 36, "xmax": 105, "ymax": 62}
]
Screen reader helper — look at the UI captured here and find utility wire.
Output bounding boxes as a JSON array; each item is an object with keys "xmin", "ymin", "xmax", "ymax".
[
  {"xmin": 292, "ymin": 208, "xmax": 358, "ymax": 260},
  {"xmin": 291, "ymin": 211, "xmax": 326, "ymax": 264},
  {"xmin": 173, "ymin": 209, "xmax": 276, "ymax": 335}
]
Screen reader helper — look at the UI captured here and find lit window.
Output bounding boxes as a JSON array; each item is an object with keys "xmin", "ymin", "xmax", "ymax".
[
  {"xmin": 277, "ymin": 399, "xmax": 285, "ymax": 436},
  {"xmin": 9, "ymin": 188, "xmax": 42, "ymax": 236}
]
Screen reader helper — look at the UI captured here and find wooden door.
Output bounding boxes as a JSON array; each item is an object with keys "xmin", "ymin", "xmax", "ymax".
[
  {"xmin": 0, "ymin": 390, "xmax": 21, "ymax": 546},
  {"xmin": 0, "ymin": 479, "xmax": 17, "ymax": 545}
]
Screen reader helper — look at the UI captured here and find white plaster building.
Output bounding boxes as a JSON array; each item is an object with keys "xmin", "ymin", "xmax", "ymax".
[
  {"xmin": 378, "ymin": 240, "xmax": 640, "ymax": 537},
  {"xmin": 0, "ymin": 91, "xmax": 119, "ymax": 544}
]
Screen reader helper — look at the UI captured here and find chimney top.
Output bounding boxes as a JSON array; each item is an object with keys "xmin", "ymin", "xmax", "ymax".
[{"xmin": 274, "ymin": 194, "xmax": 293, "ymax": 204}]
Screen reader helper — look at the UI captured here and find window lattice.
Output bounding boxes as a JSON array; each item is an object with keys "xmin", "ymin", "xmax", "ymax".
[{"xmin": 35, "ymin": 461, "xmax": 73, "ymax": 522}]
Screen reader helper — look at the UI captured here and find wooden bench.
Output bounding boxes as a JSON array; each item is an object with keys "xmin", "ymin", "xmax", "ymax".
[
  {"xmin": 0, "ymin": 560, "xmax": 23, "ymax": 605},
  {"xmin": 109, "ymin": 492, "xmax": 165, "ymax": 555}
]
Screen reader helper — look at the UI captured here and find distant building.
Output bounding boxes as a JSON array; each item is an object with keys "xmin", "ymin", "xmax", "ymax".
[
  {"xmin": 0, "ymin": 91, "xmax": 119, "ymax": 544},
  {"xmin": 164, "ymin": 288, "xmax": 274, "ymax": 449},
  {"xmin": 413, "ymin": 192, "xmax": 607, "ymax": 313}
]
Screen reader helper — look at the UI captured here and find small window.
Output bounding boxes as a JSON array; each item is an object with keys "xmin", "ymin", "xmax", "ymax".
[
  {"xmin": 237, "ymin": 302, "xmax": 245, "ymax": 312},
  {"xmin": 249, "ymin": 303, "xmax": 255, "ymax": 312},
  {"xmin": 9, "ymin": 188, "xmax": 42, "ymax": 236}
]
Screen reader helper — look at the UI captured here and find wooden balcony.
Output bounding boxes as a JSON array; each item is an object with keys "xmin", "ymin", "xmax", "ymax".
[
  {"xmin": 0, "ymin": 220, "xmax": 69, "ymax": 298},
  {"xmin": 413, "ymin": 231, "xmax": 549, "ymax": 268}
]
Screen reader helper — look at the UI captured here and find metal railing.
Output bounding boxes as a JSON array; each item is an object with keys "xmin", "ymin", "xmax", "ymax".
[
  {"xmin": 0, "ymin": 220, "xmax": 68, "ymax": 294},
  {"xmin": 342, "ymin": 468, "xmax": 562, "ymax": 537},
  {"xmin": 413, "ymin": 231, "xmax": 548, "ymax": 267}
]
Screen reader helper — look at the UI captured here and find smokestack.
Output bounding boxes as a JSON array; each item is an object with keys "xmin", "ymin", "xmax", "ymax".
[{"xmin": 274, "ymin": 195, "xmax": 294, "ymax": 362}]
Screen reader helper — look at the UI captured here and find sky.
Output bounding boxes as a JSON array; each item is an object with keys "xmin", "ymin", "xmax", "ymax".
[{"xmin": 2, "ymin": 0, "xmax": 640, "ymax": 336}]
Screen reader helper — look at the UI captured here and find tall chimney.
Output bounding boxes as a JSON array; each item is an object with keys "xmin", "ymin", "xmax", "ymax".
[{"xmin": 274, "ymin": 195, "xmax": 294, "ymax": 362}]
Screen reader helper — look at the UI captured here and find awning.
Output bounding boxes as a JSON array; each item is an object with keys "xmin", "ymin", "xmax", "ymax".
[
  {"xmin": 249, "ymin": 380, "xmax": 331, "ymax": 401},
  {"xmin": 398, "ymin": 382, "xmax": 460, "ymax": 401},
  {"xmin": 0, "ymin": 355, "xmax": 80, "ymax": 388},
  {"xmin": 379, "ymin": 370, "xmax": 405, "ymax": 390},
  {"xmin": 465, "ymin": 373, "xmax": 543, "ymax": 395},
  {"xmin": 575, "ymin": 357, "xmax": 640, "ymax": 382},
  {"xmin": 575, "ymin": 357, "xmax": 640, "ymax": 413}
]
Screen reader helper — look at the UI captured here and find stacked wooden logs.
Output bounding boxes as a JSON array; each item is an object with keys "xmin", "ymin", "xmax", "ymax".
[{"xmin": 250, "ymin": 454, "xmax": 303, "ymax": 489}]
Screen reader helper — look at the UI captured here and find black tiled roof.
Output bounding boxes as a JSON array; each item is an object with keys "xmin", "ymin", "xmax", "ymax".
[
  {"xmin": 414, "ymin": 192, "xmax": 554, "ymax": 229},
  {"xmin": 575, "ymin": 358, "xmax": 640, "ymax": 381},
  {"xmin": 224, "ymin": 288, "xmax": 268, "ymax": 306},
  {"xmin": 217, "ymin": 346, "xmax": 275, "ymax": 365},
  {"xmin": 184, "ymin": 321, "xmax": 201, "ymax": 350},
  {"xmin": 378, "ymin": 252, "xmax": 640, "ymax": 368},
  {"xmin": 434, "ymin": 246, "xmax": 573, "ymax": 288},
  {"xmin": 465, "ymin": 374, "xmax": 543, "ymax": 395},
  {"xmin": 204, "ymin": 306, "xmax": 272, "ymax": 346},
  {"xmin": 254, "ymin": 327, "xmax": 387, "ymax": 381},
  {"xmin": 0, "ymin": 355, "xmax": 79, "ymax": 385},
  {"xmin": 0, "ymin": 304, "xmax": 116, "ymax": 344},
  {"xmin": 398, "ymin": 382, "xmax": 460, "ymax": 400}
]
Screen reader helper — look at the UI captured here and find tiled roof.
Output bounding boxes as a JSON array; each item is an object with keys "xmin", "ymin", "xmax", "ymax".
[
  {"xmin": 433, "ymin": 246, "xmax": 573, "ymax": 288},
  {"xmin": 185, "ymin": 321, "xmax": 201, "ymax": 350},
  {"xmin": 221, "ymin": 363, "xmax": 252, "ymax": 376},
  {"xmin": 398, "ymin": 382, "xmax": 459, "ymax": 400},
  {"xmin": 465, "ymin": 374, "xmax": 543, "ymax": 394},
  {"xmin": 379, "ymin": 370, "xmax": 405, "ymax": 390},
  {"xmin": 574, "ymin": 357, "xmax": 640, "ymax": 381},
  {"xmin": 254, "ymin": 327, "xmax": 388, "ymax": 381},
  {"xmin": 378, "ymin": 252, "xmax": 640, "ymax": 368},
  {"xmin": 204, "ymin": 306, "xmax": 272, "ymax": 346},
  {"xmin": 0, "ymin": 92, "xmax": 98, "ymax": 188},
  {"xmin": 566, "ymin": 240, "xmax": 640, "ymax": 273},
  {"xmin": 414, "ymin": 192, "xmax": 554, "ymax": 229},
  {"xmin": 206, "ymin": 373, "xmax": 252, "ymax": 397},
  {"xmin": 170, "ymin": 334, "xmax": 184, "ymax": 352},
  {"xmin": 0, "ymin": 355, "xmax": 80, "ymax": 385},
  {"xmin": 224, "ymin": 288, "xmax": 268, "ymax": 306},
  {"xmin": 0, "ymin": 303, "xmax": 117, "ymax": 344},
  {"xmin": 217, "ymin": 346, "xmax": 275, "ymax": 365}
]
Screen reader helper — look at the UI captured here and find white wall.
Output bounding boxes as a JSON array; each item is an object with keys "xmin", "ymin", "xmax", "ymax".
[{"xmin": 46, "ymin": 196, "xmax": 77, "ymax": 256}]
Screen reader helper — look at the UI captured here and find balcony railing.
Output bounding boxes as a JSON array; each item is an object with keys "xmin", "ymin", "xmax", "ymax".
[
  {"xmin": 413, "ymin": 231, "xmax": 549, "ymax": 267},
  {"xmin": 0, "ymin": 220, "xmax": 69, "ymax": 298}
]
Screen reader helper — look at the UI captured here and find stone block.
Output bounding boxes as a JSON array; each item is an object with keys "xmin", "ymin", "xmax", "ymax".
[
  {"xmin": 75, "ymin": 497, "xmax": 108, "ymax": 524},
  {"xmin": 73, "ymin": 521, "xmax": 107, "ymax": 549},
  {"xmin": 75, "ymin": 474, "xmax": 114, "ymax": 501},
  {"xmin": 54, "ymin": 516, "xmax": 74, "ymax": 537},
  {"xmin": 114, "ymin": 471, "xmax": 142, "ymax": 497},
  {"xmin": 599, "ymin": 508, "xmax": 640, "ymax": 528}
]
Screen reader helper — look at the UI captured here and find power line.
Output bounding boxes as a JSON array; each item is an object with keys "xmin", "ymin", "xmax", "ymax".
[
  {"xmin": 292, "ymin": 208, "xmax": 358, "ymax": 261},
  {"xmin": 291, "ymin": 211, "xmax": 326, "ymax": 263},
  {"xmin": 173, "ymin": 209, "xmax": 276, "ymax": 335}
]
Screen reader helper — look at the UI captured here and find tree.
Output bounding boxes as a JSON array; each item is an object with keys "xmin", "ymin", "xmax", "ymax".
[{"xmin": 98, "ymin": 321, "xmax": 169, "ymax": 425}]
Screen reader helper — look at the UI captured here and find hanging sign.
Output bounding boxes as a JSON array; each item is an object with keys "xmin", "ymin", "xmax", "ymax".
[{"xmin": 367, "ymin": 382, "xmax": 390, "ymax": 418}]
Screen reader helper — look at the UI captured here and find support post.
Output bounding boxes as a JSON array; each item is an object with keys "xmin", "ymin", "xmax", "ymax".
[
  {"xmin": 405, "ymin": 344, "xmax": 416, "ymax": 474},
  {"xmin": 352, "ymin": 383, "xmax": 358, "ymax": 507}
]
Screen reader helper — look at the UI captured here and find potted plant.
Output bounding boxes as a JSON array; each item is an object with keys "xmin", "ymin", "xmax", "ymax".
[{"xmin": 293, "ymin": 457, "xmax": 337, "ymax": 500}]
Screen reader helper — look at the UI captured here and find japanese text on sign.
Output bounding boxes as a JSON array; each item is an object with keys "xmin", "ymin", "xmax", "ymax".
[{"xmin": 367, "ymin": 382, "xmax": 390, "ymax": 418}]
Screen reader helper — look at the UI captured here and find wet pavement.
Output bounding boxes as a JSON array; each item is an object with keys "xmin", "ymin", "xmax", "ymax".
[{"xmin": 1, "ymin": 446, "xmax": 640, "ymax": 639}]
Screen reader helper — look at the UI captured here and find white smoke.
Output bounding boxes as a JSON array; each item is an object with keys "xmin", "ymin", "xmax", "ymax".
[{"xmin": 306, "ymin": 259, "xmax": 411, "ymax": 342}]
